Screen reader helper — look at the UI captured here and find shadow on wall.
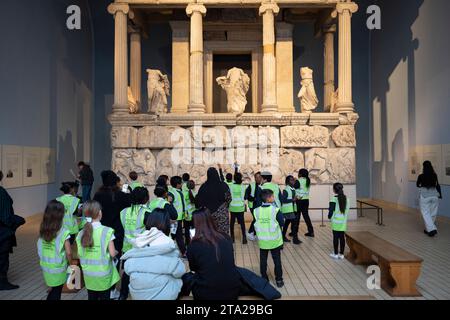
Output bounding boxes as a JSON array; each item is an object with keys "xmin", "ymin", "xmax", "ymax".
[{"xmin": 371, "ymin": 0, "xmax": 424, "ymax": 204}]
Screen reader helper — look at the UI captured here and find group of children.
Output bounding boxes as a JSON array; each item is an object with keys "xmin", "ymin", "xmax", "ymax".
[{"xmin": 36, "ymin": 166, "xmax": 350, "ymax": 299}]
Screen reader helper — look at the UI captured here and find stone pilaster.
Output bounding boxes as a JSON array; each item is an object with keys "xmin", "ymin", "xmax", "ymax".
[
  {"xmin": 259, "ymin": 2, "xmax": 279, "ymax": 113},
  {"xmin": 186, "ymin": 3, "xmax": 207, "ymax": 114},
  {"xmin": 276, "ymin": 22, "xmax": 294, "ymax": 113},
  {"xmin": 332, "ymin": 2, "xmax": 358, "ymax": 113},
  {"xmin": 323, "ymin": 24, "xmax": 336, "ymax": 112},
  {"xmin": 170, "ymin": 21, "xmax": 190, "ymax": 113},
  {"xmin": 130, "ymin": 28, "xmax": 142, "ymax": 111},
  {"xmin": 108, "ymin": 3, "xmax": 129, "ymax": 114}
]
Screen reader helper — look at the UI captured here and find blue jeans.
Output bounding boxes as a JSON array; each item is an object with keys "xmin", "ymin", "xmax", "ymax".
[{"xmin": 81, "ymin": 184, "xmax": 92, "ymax": 203}]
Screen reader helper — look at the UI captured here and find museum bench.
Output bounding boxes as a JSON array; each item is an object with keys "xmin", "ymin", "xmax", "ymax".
[{"xmin": 345, "ymin": 232, "xmax": 423, "ymax": 297}]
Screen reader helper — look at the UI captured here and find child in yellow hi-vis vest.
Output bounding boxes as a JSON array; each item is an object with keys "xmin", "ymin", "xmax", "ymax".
[
  {"xmin": 254, "ymin": 189, "xmax": 285, "ymax": 288},
  {"xmin": 328, "ymin": 183, "xmax": 350, "ymax": 260}
]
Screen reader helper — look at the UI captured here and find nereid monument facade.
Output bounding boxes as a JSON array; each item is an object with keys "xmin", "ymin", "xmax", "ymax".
[{"xmin": 108, "ymin": 0, "xmax": 360, "ymax": 219}]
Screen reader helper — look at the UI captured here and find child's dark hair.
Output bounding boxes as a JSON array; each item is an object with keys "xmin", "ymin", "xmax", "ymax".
[
  {"xmin": 182, "ymin": 173, "xmax": 190, "ymax": 182},
  {"xmin": 80, "ymin": 201, "xmax": 102, "ymax": 248},
  {"xmin": 187, "ymin": 180, "xmax": 195, "ymax": 190},
  {"xmin": 261, "ymin": 189, "xmax": 274, "ymax": 203},
  {"xmin": 225, "ymin": 173, "xmax": 233, "ymax": 182},
  {"xmin": 261, "ymin": 173, "xmax": 273, "ymax": 183},
  {"xmin": 129, "ymin": 171, "xmax": 138, "ymax": 181},
  {"xmin": 234, "ymin": 172, "xmax": 243, "ymax": 184},
  {"xmin": 285, "ymin": 175, "xmax": 294, "ymax": 186},
  {"xmin": 154, "ymin": 186, "xmax": 167, "ymax": 198},
  {"xmin": 298, "ymin": 169, "xmax": 311, "ymax": 188},
  {"xmin": 146, "ymin": 208, "xmax": 171, "ymax": 236},
  {"xmin": 131, "ymin": 187, "xmax": 149, "ymax": 206},
  {"xmin": 60, "ymin": 181, "xmax": 77, "ymax": 194},
  {"xmin": 40, "ymin": 200, "xmax": 65, "ymax": 242},
  {"xmin": 333, "ymin": 183, "xmax": 347, "ymax": 214},
  {"xmin": 170, "ymin": 176, "xmax": 182, "ymax": 188}
]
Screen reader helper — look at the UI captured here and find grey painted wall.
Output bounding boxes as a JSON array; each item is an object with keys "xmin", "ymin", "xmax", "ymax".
[
  {"xmin": 0, "ymin": 0, "xmax": 93, "ymax": 217},
  {"xmin": 371, "ymin": 0, "xmax": 450, "ymax": 217}
]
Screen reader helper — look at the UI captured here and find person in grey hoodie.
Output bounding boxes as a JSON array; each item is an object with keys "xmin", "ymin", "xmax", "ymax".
[{"xmin": 121, "ymin": 209, "xmax": 186, "ymax": 300}]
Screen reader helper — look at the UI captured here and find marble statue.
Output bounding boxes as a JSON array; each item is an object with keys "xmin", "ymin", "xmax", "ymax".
[
  {"xmin": 147, "ymin": 69, "xmax": 170, "ymax": 115},
  {"xmin": 330, "ymin": 89, "xmax": 339, "ymax": 113},
  {"xmin": 128, "ymin": 87, "xmax": 138, "ymax": 114},
  {"xmin": 216, "ymin": 67, "xmax": 250, "ymax": 116},
  {"xmin": 298, "ymin": 67, "xmax": 319, "ymax": 113}
]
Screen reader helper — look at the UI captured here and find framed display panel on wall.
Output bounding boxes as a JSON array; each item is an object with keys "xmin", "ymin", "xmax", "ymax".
[
  {"xmin": 408, "ymin": 145, "xmax": 422, "ymax": 182},
  {"xmin": 1, "ymin": 145, "xmax": 24, "ymax": 189},
  {"xmin": 40, "ymin": 148, "xmax": 56, "ymax": 184},
  {"xmin": 23, "ymin": 147, "xmax": 42, "ymax": 187},
  {"xmin": 441, "ymin": 144, "xmax": 450, "ymax": 185}
]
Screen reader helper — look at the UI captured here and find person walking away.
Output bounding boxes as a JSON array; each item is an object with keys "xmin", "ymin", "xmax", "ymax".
[
  {"xmin": 254, "ymin": 189, "xmax": 284, "ymax": 288},
  {"xmin": 260, "ymin": 172, "xmax": 282, "ymax": 209},
  {"xmin": 78, "ymin": 161, "xmax": 94, "ymax": 203},
  {"xmin": 77, "ymin": 201, "xmax": 120, "ymax": 300},
  {"xmin": 168, "ymin": 176, "xmax": 187, "ymax": 257},
  {"xmin": 328, "ymin": 183, "xmax": 350, "ymax": 260},
  {"xmin": 121, "ymin": 209, "xmax": 186, "ymax": 300},
  {"xmin": 245, "ymin": 172, "xmax": 262, "ymax": 241},
  {"xmin": 37, "ymin": 200, "xmax": 72, "ymax": 300},
  {"xmin": 281, "ymin": 176, "xmax": 299, "ymax": 244},
  {"xmin": 147, "ymin": 186, "xmax": 178, "ymax": 221},
  {"xmin": 128, "ymin": 171, "xmax": 144, "ymax": 192},
  {"xmin": 56, "ymin": 182, "xmax": 81, "ymax": 243},
  {"xmin": 229, "ymin": 173, "xmax": 247, "ymax": 244},
  {"xmin": 119, "ymin": 187, "xmax": 151, "ymax": 300},
  {"xmin": 0, "ymin": 171, "xmax": 25, "ymax": 290},
  {"xmin": 295, "ymin": 169, "xmax": 314, "ymax": 238},
  {"xmin": 417, "ymin": 161, "xmax": 442, "ymax": 237}
]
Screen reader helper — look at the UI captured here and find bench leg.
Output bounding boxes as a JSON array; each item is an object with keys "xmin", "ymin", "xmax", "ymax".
[
  {"xmin": 345, "ymin": 238, "xmax": 373, "ymax": 265},
  {"xmin": 380, "ymin": 260, "xmax": 422, "ymax": 297}
]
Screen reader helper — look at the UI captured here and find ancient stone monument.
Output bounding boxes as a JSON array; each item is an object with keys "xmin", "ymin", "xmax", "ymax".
[{"xmin": 107, "ymin": 0, "xmax": 360, "ymax": 219}]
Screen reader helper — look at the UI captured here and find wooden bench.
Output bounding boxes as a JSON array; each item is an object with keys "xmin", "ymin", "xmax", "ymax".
[{"xmin": 345, "ymin": 232, "xmax": 423, "ymax": 297}]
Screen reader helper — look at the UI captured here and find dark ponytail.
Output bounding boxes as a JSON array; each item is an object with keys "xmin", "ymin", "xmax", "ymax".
[
  {"xmin": 333, "ymin": 183, "xmax": 347, "ymax": 214},
  {"xmin": 299, "ymin": 169, "xmax": 311, "ymax": 188},
  {"xmin": 81, "ymin": 201, "xmax": 102, "ymax": 248}
]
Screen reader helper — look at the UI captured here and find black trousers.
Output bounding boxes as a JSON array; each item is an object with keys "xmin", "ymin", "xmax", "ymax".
[
  {"xmin": 282, "ymin": 217, "xmax": 296, "ymax": 237},
  {"xmin": 248, "ymin": 208, "xmax": 256, "ymax": 234},
  {"xmin": 333, "ymin": 231, "xmax": 346, "ymax": 255},
  {"xmin": 184, "ymin": 220, "xmax": 194, "ymax": 246},
  {"xmin": 260, "ymin": 246, "xmax": 283, "ymax": 282},
  {"xmin": 88, "ymin": 288, "xmax": 111, "ymax": 300},
  {"xmin": 47, "ymin": 284, "xmax": 64, "ymax": 300},
  {"xmin": 172, "ymin": 221, "xmax": 186, "ymax": 255},
  {"xmin": 296, "ymin": 199, "xmax": 314, "ymax": 235},
  {"xmin": 120, "ymin": 260, "xmax": 129, "ymax": 298},
  {"xmin": 230, "ymin": 212, "xmax": 246, "ymax": 241},
  {"xmin": 0, "ymin": 238, "xmax": 11, "ymax": 279}
]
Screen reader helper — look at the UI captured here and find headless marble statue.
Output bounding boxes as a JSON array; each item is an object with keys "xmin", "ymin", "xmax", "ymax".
[
  {"xmin": 216, "ymin": 67, "xmax": 250, "ymax": 116},
  {"xmin": 298, "ymin": 67, "xmax": 319, "ymax": 113}
]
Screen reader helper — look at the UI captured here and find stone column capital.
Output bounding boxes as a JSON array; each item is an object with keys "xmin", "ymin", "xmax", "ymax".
[
  {"xmin": 259, "ymin": 2, "xmax": 280, "ymax": 16},
  {"xmin": 332, "ymin": 2, "xmax": 358, "ymax": 18},
  {"xmin": 186, "ymin": 3, "xmax": 207, "ymax": 17},
  {"xmin": 107, "ymin": 3, "xmax": 129, "ymax": 16}
]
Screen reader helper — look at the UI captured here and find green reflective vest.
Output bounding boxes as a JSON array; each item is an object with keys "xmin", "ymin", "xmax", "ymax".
[
  {"xmin": 281, "ymin": 186, "xmax": 297, "ymax": 214},
  {"xmin": 148, "ymin": 197, "xmax": 169, "ymax": 213},
  {"xmin": 120, "ymin": 205, "xmax": 148, "ymax": 253},
  {"xmin": 37, "ymin": 228, "xmax": 71, "ymax": 287},
  {"xmin": 130, "ymin": 181, "xmax": 144, "ymax": 191},
  {"xmin": 254, "ymin": 206, "xmax": 283, "ymax": 250},
  {"xmin": 296, "ymin": 178, "xmax": 310, "ymax": 200},
  {"xmin": 168, "ymin": 187, "xmax": 184, "ymax": 221},
  {"xmin": 56, "ymin": 195, "xmax": 80, "ymax": 235},
  {"xmin": 229, "ymin": 183, "xmax": 246, "ymax": 213},
  {"xmin": 248, "ymin": 183, "xmax": 257, "ymax": 209},
  {"xmin": 185, "ymin": 190, "xmax": 197, "ymax": 221},
  {"xmin": 330, "ymin": 196, "xmax": 350, "ymax": 232},
  {"xmin": 76, "ymin": 225, "xmax": 120, "ymax": 291},
  {"xmin": 261, "ymin": 182, "xmax": 281, "ymax": 208}
]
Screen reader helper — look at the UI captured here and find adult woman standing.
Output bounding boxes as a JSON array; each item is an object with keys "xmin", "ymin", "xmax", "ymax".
[
  {"xmin": 416, "ymin": 161, "xmax": 442, "ymax": 237},
  {"xmin": 184, "ymin": 209, "xmax": 241, "ymax": 300},
  {"xmin": 195, "ymin": 167, "xmax": 231, "ymax": 235}
]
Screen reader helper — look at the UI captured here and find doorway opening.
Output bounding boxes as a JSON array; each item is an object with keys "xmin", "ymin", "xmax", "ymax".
[{"xmin": 213, "ymin": 54, "xmax": 253, "ymax": 114}]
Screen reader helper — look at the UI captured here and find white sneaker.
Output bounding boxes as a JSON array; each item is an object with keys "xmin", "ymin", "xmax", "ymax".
[
  {"xmin": 330, "ymin": 253, "xmax": 340, "ymax": 260},
  {"xmin": 110, "ymin": 288, "xmax": 120, "ymax": 300},
  {"xmin": 338, "ymin": 254, "xmax": 345, "ymax": 260},
  {"xmin": 247, "ymin": 232, "xmax": 256, "ymax": 241}
]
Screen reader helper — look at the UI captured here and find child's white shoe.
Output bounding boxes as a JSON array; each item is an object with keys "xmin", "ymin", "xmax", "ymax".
[
  {"xmin": 247, "ymin": 232, "xmax": 256, "ymax": 241},
  {"xmin": 338, "ymin": 254, "xmax": 345, "ymax": 260},
  {"xmin": 330, "ymin": 253, "xmax": 339, "ymax": 260}
]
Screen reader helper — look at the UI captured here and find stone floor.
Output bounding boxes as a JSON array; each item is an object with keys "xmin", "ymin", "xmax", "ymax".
[{"xmin": 1, "ymin": 200, "xmax": 449, "ymax": 300}]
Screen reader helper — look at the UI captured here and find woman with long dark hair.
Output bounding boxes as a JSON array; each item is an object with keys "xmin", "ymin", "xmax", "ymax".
[
  {"xmin": 195, "ymin": 167, "xmax": 231, "ymax": 235},
  {"xmin": 416, "ymin": 161, "xmax": 442, "ymax": 237},
  {"xmin": 184, "ymin": 209, "xmax": 241, "ymax": 300}
]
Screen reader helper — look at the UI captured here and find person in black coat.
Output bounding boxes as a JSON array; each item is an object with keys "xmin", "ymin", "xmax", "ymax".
[
  {"xmin": 183, "ymin": 209, "xmax": 241, "ymax": 300},
  {"xmin": 78, "ymin": 161, "xmax": 94, "ymax": 203},
  {"xmin": 0, "ymin": 171, "xmax": 25, "ymax": 290},
  {"xmin": 93, "ymin": 171, "xmax": 131, "ymax": 253}
]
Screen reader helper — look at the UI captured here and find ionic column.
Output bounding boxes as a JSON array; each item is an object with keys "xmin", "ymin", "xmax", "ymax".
[
  {"xmin": 186, "ymin": 3, "xmax": 207, "ymax": 114},
  {"xmin": 332, "ymin": 2, "xmax": 358, "ymax": 113},
  {"xmin": 276, "ymin": 22, "xmax": 294, "ymax": 113},
  {"xmin": 130, "ymin": 28, "xmax": 142, "ymax": 111},
  {"xmin": 259, "ymin": 2, "xmax": 279, "ymax": 113},
  {"xmin": 108, "ymin": 3, "xmax": 129, "ymax": 114},
  {"xmin": 323, "ymin": 24, "xmax": 336, "ymax": 112}
]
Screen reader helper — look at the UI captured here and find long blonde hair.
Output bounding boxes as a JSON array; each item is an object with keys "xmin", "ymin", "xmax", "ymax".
[{"xmin": 80, "ymin": 201, "xmax": 102, "ymax": 248}]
